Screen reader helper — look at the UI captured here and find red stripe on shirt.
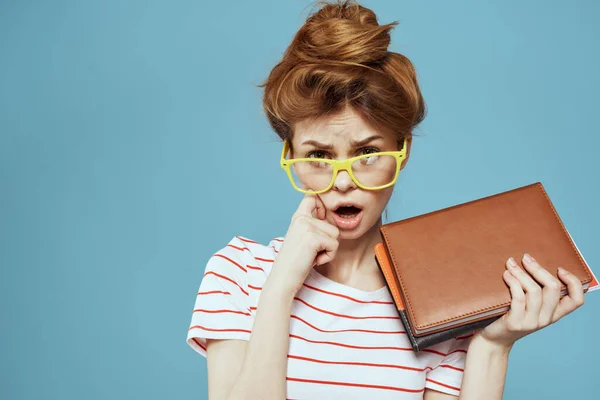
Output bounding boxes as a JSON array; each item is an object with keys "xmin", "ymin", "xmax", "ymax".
[
  {"xmin": 192, "ymin": 338, "xmax": 206, "ymax": 351},
  {"xmin": 302, "ymin": 283, "xmax": 394, "ymax": 305},
  {"xmin": 204, "ymin": 271, "xmax": 249, "ymax": 296},
  {"xmin": 217, "ymin": 311, "xmax": 443, "ymax": 356},
  {"xmin": 291, "ymin": 315, "xmax": 405, "ymax": 335},
  {"xmin": 226, "ymin": 244, "xmax": 273, "ymax": 265},
  {"xmin": 255, "ymin": 257, "xmax": 274, "ymax": 263},
  {"xmin": 248, "ymin": 284, "xmax": 262, "ymax": 291},
  {"xmin": 426, "ymin": 378, "xmax": 460, "ymax": 392},
  {"xmin": 289, "ymin": 334, "xmax": 413, "ymax": 352},
  {"xmin": 236, "ymin": 236, "xmax": 259, "ymax": 244},
  {"xmin": 189, "ymin": 324, "xmax": 251, "ymax": 334},
  {"xmin": 290, "ymin": 333, "xmax": 447, "ymax": 356},
  {"xmin": 421, "ymin": 348, "xmax": 448, "ymax": 356},
  {"xmin": 286, "ymin": 377, "xmax": 424, "ymax": 393},
  {"xmin": 193, "ymin": 308, "xmax": 251, "ymax": 316},
  {"xmin": 288, "ymin": 354, "xmax": 430, "ymax": 372},
  {"xmin": 227, "ymin": 244, "xmax": 247, "ymax": 252},
  {"xmin": 214, "ymin": 254, "xmax": 247, "ymax": 273},
  {"xmin": 198, "ymin": 290, "xmax": 231, "ymax": 296},
  {"xmin": 294, "ymin": 297, "xmax": 399, "ymax": 320},
  {"xmin": 439, "ymin": 364, "xmax": 464, "ymax": 372}
]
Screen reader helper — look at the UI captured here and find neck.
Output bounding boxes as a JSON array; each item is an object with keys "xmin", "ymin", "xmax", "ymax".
[{"xmin": 315, "ymin": 216, "xmax": 384, "ymax": 286}]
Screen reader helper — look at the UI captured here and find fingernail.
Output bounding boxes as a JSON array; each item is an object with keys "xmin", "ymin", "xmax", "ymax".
[
  {"xmin": 523, "ymin": 253, "xmax": 534, "ymax": 263},
  {"xmin": 558, "ymin": 267, "xmax": 568, "ymax": 275},
  {"xmin": 507, "ymin": 257, "xmax": 517, "ymax": 268}
]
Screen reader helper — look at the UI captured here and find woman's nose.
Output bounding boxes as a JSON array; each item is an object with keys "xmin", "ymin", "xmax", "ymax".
[{"xmin": 333, "ymin": 169, "xmax": 357, "ymax": 192}]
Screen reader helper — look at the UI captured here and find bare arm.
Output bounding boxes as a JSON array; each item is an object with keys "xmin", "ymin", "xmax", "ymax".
[
  {"xmin": 207, "ymin": 276, "xmax": 295, "ymax": 400},
  {"xmin": 205, "ymin": 193, "xmax": 340, "ymax": 400},
  {"xmin": 454, "ymin": 335, "xmax": 511, "ymax": 400},
  {"xmin": 423, "ymin": 336, "xmax": 510, "ymax": 400},
  {"xmin": 421, "ymin": 334, "xmax": 513, "ymax": 400},
  {"xmin": 423, "ymin": 336, "xmax": 509, "ymax": 400}
]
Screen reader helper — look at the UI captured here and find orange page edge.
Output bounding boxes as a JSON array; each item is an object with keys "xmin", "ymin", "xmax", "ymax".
[{"xmin": 374, "ymin": 242, "xmax": 405, "ymax": 310}]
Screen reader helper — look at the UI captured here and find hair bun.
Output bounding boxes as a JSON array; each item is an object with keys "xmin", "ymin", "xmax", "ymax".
[
  {"xmin": 259, "ymin": 0, "xmax": 425, "ymax": 143},
  {"xmin": 289, "ymin": 0, "xmax": 398, "ymax": 66}
]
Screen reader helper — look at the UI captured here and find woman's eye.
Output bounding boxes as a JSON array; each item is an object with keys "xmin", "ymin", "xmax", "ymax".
[
  {"xmin": 305, "ymin": 147, "xmax": 379, "ymax": 158},
  {"xmin": 360, "ymin": 147, "xmax": 380, "ymax": 156},
  {"xmin": 306, "ymin": 150, "xmax": 330, "ymax": 159}
]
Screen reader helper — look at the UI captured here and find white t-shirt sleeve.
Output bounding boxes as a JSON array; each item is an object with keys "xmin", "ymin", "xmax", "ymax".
[
  {"xmin": 186, "ymin": 237, "xmax": 254, "ymax": 357},
  {"xmin": 425, "ymin": 335, "xmax": 472, "ymax": 396}
]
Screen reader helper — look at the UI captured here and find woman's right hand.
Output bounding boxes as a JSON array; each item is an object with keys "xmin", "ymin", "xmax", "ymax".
[{"xmin": 269, "ymin": 193, "xmax": 340, "ymax": 296}]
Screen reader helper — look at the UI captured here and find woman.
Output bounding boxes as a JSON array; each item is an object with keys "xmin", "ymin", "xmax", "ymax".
[{"xmin": 186, "ymin": 1, "xmax": 585, "ymax": 398}]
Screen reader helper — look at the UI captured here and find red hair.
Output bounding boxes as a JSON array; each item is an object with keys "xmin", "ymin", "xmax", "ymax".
[{"xmin": 259, "ymin": 0, "xmax": 426, "ymax": 149}]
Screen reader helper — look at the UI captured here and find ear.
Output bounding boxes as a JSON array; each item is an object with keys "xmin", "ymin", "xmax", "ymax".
[{"xmin": 400, "ymin": 136, "xmax": 412, "ymax": 170}]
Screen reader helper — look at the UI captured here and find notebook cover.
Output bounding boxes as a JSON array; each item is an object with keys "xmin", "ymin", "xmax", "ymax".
[
  {"xmin": 379, "ymin": 181, "xmax": 592, "ymax": 337},
  {"xmin": 374, "ymin": 243, "xmax": 499, "ymax": 351}
]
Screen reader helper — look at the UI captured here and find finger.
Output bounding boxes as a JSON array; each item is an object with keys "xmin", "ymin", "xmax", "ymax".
[
  {"xmin": 312, "ymin": 193, "xmax": 327, "ymax": 220},
  {"xmin": 552, "ymin": 267, "xmax": 585, "ymax": 322},
  {"xmin": 503, "ymin": 269, "xmax": 526, "ymax": 321},
  {"xmin": 521, "ymin": 253, "xmax": 562, "ymax": 288},
  {"xmin": 507, "ymin": 257, "xmax": 542, "ymax": 316},
  {"xmin": 521, "ymin": 254, "xmax": 561, "ymax": 325},
  {"xmin": 308, "ymin": 218, "xmax": 339, "ymax": 239},
  {"xmin": 294, "ymin": 193, "xmax": 324, "ymax": 221},
  {"xmin": 312, "ymin": 231, "xmax": 339, "ymax": 266}
]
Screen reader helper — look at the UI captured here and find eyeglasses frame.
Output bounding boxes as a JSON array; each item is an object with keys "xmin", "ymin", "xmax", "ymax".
[{"xmin": 279, "ymin": 137, "xmax": 408, "ymax": 194}]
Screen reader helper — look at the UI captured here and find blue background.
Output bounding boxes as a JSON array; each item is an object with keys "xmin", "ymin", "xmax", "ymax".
[{"xmin": 1, "ymin": 0, "xmax": 598, "ymax": 399}]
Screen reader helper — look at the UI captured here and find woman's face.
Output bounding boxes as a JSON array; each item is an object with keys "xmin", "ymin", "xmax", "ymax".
[{"xmin": 291, "ymin": 105, "xmax": 411, "ymax": 240}]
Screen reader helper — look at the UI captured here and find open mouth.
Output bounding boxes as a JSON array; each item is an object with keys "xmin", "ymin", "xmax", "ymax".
[{"xmin": 334, "ymin": 205, "xmax": 363, "ymax": 219}]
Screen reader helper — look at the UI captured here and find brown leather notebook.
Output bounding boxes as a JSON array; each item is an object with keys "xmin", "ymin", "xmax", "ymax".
[{"xmin": 374, "ymin": 181, "xmax": 593, "ymax": 352}]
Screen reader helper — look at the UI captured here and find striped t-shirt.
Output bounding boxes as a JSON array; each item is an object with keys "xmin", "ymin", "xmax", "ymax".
[{"xmin": 187, "ymin": 235, "xmax": 472, "ymax": 399}]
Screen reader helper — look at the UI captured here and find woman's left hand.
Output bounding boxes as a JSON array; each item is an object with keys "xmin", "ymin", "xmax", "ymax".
[{"xmin": 475, "ymin": 253, "xmax": 585, "ymax": 349}]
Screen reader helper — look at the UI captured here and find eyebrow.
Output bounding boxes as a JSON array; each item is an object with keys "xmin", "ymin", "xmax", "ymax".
[{"xmin": 300, "ymin": 135, "xmax": 384, "ymax": 149}]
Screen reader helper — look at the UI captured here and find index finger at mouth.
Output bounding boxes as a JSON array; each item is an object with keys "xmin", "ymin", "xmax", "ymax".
[
  {"xmin": 294, "ymin": 191, "xmax": 323, "ymax": 220},
  {"xmin": 294, "ymin": 194, "xmax": 315, "ymax": 219},
  {"xmin": 312, "ymin": 193, "xmax": 326, "ymax": 220}
]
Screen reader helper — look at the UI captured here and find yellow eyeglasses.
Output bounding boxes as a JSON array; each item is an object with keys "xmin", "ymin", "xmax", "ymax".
[{"xmin": 280, "ymin": 137, "xmax": 408, "ymax": 194}]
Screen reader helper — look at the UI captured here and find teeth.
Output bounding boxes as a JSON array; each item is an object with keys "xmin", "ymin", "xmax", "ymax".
[{"xmin": 339, "ymin": 213, "xmax": 358, "ymax": 218}]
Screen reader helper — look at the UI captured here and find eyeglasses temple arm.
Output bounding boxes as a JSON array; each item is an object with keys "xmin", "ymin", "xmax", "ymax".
[{"xmin": 280, "ymin": 141, "xmax": 289, "ymax": 165}]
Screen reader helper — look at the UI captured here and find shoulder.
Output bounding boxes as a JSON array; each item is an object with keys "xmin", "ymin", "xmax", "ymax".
[
  {"xmin": 205, "ymin": 235, "xmax": 285, "ymax": 283},
  {"xmin": 224, "ymin": 235, "xmax": 284, "ymax": 260},
  {"xmin": 188, "ymin": 235, "xmax": 286, "ymax": 355},
  {"xmin": 213, "ymin": 235, "xmax": 284, "ymax": 266}
]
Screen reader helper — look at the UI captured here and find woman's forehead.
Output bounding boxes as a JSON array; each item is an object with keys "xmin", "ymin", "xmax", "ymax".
[{"xmin": 292, "ymin": 108, "xmax": 395, "ymax": 147}]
